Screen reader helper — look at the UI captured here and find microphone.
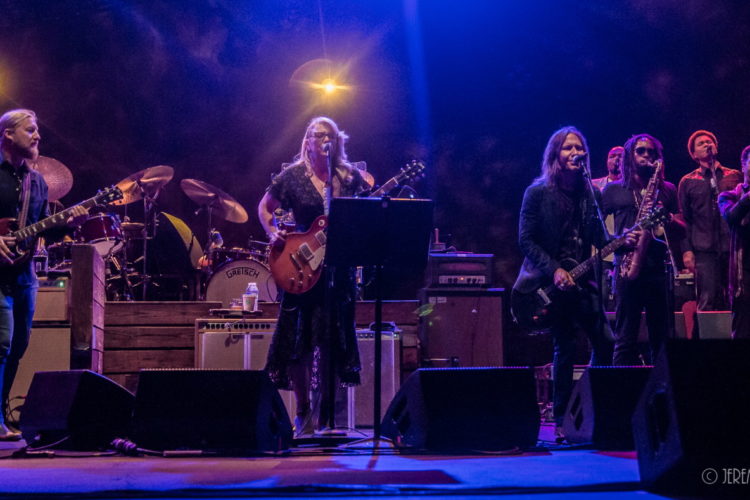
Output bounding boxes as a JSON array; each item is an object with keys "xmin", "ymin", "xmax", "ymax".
[
  {"xmin": 571, "ymin": 153, "xmax": 588, "ymax": 165},
  {"xmin": 323, "ymin": 142, "xmax": 332, "ymax": 153}
]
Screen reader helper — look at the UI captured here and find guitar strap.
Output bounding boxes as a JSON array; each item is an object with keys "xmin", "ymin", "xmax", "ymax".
[{"xmin": 18, "ymin": 171, "xmax": 32, "ymax": 229}]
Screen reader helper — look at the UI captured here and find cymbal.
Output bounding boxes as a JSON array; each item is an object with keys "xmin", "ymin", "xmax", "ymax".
[
  {"xmin": 180, "ymin": 179, "xmax": 248, "ymax": 223},
  {"xmin": 113, "ymin": 165, "xmax": 174, "ymax": 205},
  {"xmin": 31, "ymin": 156, "xmax": 73, "ymax": 201},
  {"xmin": 121, "ymin": 222, "xmax": 145, "ymax": 232}
]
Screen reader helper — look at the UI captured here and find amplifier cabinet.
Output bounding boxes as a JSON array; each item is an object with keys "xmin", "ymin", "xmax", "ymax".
[
  {"xmin": 418, "ymin": 288, "xmax": 504, "ymax": 367},
  {"xmin": 34, "ymin": 278, "xmax": 70, "ymax": 322},
  {"xmin": 426, "ymin": 253, "xmax": 493, "ymax": 288},
  {"xmin": 195, "ymin": 318, "xmax": 400, "ymax": 429},
  {"xmin": 195, "ymin": 318, "xmax": 278, "ymax": 370},
  {"xmin": 9, "ymin": 327, "xmax": 71, "ymax": 422},
  {"xmin": 195, "ymin": 318, "xmax": 294, "ymax": 417},
  {"xmin": 346, "ymin": 330, "xmax": 400, "ymax": 428}
]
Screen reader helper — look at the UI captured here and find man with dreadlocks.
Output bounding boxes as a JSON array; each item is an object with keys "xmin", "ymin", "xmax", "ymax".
[{"xmin": 602, "ymin": 133, "xmax": 681, "ymax": 365}]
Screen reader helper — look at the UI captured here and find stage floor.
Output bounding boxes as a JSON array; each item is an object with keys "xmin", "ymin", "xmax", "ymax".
[{"xmin": 0, "ymin": 424, "xmax": 674, "ymax": 499}]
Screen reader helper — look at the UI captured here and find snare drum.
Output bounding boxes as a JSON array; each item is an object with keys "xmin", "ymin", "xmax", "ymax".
[
  {"xmin": 207, "ymin": 247, "xmax": 252, "ymax": 271},
  {"xmin": 75, "ymin": 214, "xmax": 123, "ymax": 256},
  {"xmin": 205, "ymin": 258, "xmax": 278, "ymax": 307}
]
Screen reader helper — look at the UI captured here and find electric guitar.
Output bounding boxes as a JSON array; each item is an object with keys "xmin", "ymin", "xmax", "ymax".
[
  {"xmin": 269, "ymin": 160, "xmax": 425, "ymax": 294},
  {"xmin": 510, "ymin": 206, "xmax": 668, "ymax": 331},
  {"xmin": 0, "ymin": 186, "xmax": 123, "ymax": 268}
]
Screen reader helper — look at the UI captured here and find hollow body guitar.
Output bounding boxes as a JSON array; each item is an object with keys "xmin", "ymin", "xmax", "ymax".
[
  {"xmin": 510, "ymin": 206, "xmax": 667, "ymax": 331},
  {"xmin": 0, "ymin": 186, "xmax": 123, "ymax": 269},
  {"xmin": 269, "ymin": 161, "xmax": 425, "ymax": 294}
]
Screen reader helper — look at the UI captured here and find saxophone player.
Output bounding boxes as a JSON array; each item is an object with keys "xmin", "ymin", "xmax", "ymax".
[{"xmin": 601, "ymin": 134, "xmax": 681, "ymax": 365}]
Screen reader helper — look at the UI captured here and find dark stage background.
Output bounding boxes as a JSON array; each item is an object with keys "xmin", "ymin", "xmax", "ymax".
[{"xmin": 2, "ymin": 0, "xmax": 749, "ymax": 292}]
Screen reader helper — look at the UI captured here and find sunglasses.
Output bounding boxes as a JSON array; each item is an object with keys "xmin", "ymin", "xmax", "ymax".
[
  {"xmin": 309, "ymin": 131, "xmax": 334, "ymax": 140},
  {"xmin": 635, "ymin": 146, "xmax": 657, "ymax": 156}
]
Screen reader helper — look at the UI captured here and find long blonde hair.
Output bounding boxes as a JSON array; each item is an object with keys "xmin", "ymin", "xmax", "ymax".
[
  {"xmin": 0, "ymin": 109, "xmax": 37, "ymax": 141},
  {"xmin": 290, "ymin": 116, "xmax": 356, "ymax": 184}
]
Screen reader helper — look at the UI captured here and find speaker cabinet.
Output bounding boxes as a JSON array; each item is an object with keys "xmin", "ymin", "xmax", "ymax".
[
  {"xmin": 696, "ymin": 311, "xmax": 732, "ymax": 339},
  {"xmin": 19, "ymin": 370, "xmax": 134, "ymax": 450},
  {"xmin": 346, "ymin": 330, "xmax": 400, "ymax": 428},
  {"xmin": 381, "ymin": 367, "xmax": 539, "ymax": 451},
  {"xmin": 132, "ymin": 370, "xmax": 292, "ymax": 454},
  {"xmin": 9, "ymin": 327, "xmax": 71, "ymax": 419},
  {"xmin": 633, "ymin": 340, "xmax": 750, "ymax": 495},
  {"xmin": 418, "ymin": 288, "xmax": 504, "ymax": 367},
  {"xmin": 563, "ymin": 366, "xmax": 652, "ymax": 450}
]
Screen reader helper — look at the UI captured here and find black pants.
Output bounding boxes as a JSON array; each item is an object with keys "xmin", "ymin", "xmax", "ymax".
[
  {"xmin": 732, "ymin": 274, "xmax": 750, "ymax": 339},
  {"xmin": 613, "ymin": 268, "xmax": 672, "ymax": 365},
  {"xmin": 549, "ymin": 284, "xmax": 613, "ymax": 425},
  {"xmin": 694, "ymin": 251, "xmax": 729, "ymax": 311}
]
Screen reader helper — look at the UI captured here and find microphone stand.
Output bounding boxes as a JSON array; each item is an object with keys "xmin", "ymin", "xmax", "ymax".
[
  {"xmin": 580, "ymin": 159, "xmax": 613, "ymax": 344},
  {"xmin": 322, "ymin": 145, "xmax": 337, "ymax": 432},
  {"xmin": 707, "ymin": 153, "xmax": 726, "ymax": 308}
]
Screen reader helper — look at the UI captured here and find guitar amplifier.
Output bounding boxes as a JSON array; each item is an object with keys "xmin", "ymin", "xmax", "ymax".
[
  {"xmin": 194, "ymin": 319, "xmax": 400, "ymax": 429},
  {"xmin": 194, "ymin": 318, "xmax": 295, "ymax": 417},
  {"xmin": 347, "ymin": 329, "xmax": 400, "ymax": 428},
  {"xmin": 426, "ymin": 252, "xmax": 493, "ymax": 288},
  {"xmin": 195, "ymin": 318, "xmax": 278, "ymax": 371}
]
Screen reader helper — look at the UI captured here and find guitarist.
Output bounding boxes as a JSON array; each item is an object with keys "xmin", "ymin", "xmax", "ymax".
[
  {"xmin": 513, "ymin": 127, "xmax": 619, "ymax": 443},
  {"xmin": 0, "ymin": 109, "xmax": 87, "ymax": 440},
  {"xmin": 257, "ymin": 117, "xmax": 368, "ymax": 436}
]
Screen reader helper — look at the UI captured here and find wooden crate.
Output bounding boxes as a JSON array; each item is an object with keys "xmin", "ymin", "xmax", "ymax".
[{"xmin": 103, "ymin": 301, "xmax": 221, "ymax": 392}]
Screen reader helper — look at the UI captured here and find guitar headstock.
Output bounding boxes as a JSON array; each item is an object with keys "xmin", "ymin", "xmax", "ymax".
[
  {"xmin": 397, "ymin": 160, "xmax": 426, "ymax": 183},
  {"xmin": 96, "ymin": 186, "xmax": 124, "ymax": 205},
  {"xmin": 640, "ymin": 206, "xmax": 670, "ymax": 229}
]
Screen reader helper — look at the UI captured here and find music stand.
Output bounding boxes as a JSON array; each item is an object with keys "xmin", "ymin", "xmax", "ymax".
[{"xmin": 326, "ymin": 196, "xmax": 433, "ymax": 444}]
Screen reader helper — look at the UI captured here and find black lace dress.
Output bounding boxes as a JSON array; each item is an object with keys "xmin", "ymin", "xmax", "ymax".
[{"xmin": 264, "ymin": 163, "xmax": 366, "ymax": 391}]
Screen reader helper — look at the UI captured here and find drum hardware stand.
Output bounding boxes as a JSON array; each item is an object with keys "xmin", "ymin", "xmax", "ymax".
[
  {"xmin": 137, "ymin": 180, "xmax": 162, "ymax": 300},
  {"xmin": 194, "ymin": 202, "xmax": 220, "ymax": 301},
  {"xmin": 107, "ymin": 252, "xmax": 135, "ymax": 301}
]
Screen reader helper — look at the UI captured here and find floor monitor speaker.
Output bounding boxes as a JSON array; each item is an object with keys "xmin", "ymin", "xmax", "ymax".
[
  {"xmin": 381, "ymin": 367, "xmax": 538, "ymax": 451},
  {"xmin": 20, "ymin": 370, "xmax": 134, "ymax": 450},
  {"xmin": 132, "ymin": 369, "xmax": 292, "ymax": 454}
]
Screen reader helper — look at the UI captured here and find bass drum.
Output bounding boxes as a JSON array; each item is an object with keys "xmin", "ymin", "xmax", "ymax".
[{"xmin": 206, "ymin": 259, "xmax": 278, "ymax": 307}]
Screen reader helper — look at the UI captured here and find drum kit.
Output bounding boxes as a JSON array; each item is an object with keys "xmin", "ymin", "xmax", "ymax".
[{"xmin": 33, "ymin": 157, "xmax": 277, "ymax": 303}]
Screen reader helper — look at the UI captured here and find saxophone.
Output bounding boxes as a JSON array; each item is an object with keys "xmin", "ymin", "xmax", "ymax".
[{"xmin": 619, "ymin": 160, "xmax": 663, "ymax": 280}]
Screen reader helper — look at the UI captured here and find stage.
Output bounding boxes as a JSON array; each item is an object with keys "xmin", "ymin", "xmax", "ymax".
[{"xmin": 0, "ymin": 424, "xmax": 660, "ymax": 499}]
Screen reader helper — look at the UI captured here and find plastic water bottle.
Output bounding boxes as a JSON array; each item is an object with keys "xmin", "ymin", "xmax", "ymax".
[
  {"xmin": 33, "ymin": 245, "xmax": 48, "ymax": 276},
  {"xmin": 242, "ymin": 282, "xmax": 259, "ymax": 312}
]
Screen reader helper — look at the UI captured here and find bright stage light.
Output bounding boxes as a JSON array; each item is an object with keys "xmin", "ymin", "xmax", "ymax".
[
  {"xmin": 309, "ymin": 78, "xmax": 348, "ymax": 95},
  {"xmin": 323, "ymin": 79, "xmax": 337, "ymax": 94},
  {"xmin": 290, "ymin": 59, "xmax": 353, "ymax": 101}
]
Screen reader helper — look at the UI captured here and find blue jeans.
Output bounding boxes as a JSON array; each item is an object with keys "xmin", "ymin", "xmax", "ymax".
[{"xmin": 0, "ymin": 282, "xmax": 37, "ymax": 424}]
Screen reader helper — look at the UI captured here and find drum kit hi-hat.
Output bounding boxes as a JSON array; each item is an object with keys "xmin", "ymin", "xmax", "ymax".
[{"xmin": 34, "ymin": 158, "xmax": 276, "ymax": 304}]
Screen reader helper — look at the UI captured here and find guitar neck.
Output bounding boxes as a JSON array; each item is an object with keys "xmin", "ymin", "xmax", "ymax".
[
  {"xmin": 12, "ymin": 196, "xmax": 99, "ymax": 240},
  {"xmin": 568, "ymin": 217, "xmax": 649, "ymax": 282},
  {"xmin": 568, "ymin": 237, "xmax": 627, "ymax": 282},
  {"xmin": 371, "ymin": 176, "xmax": 401, "ymax": 197}
]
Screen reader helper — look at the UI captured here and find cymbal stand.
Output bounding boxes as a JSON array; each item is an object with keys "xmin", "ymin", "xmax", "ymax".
[
  {"xmin": 138, "ymin": 181, "xmax": 159, "ymax": 301},
  {"xmin": 193, "ymin": 199, "xmax": 218, "ymax": 301}
]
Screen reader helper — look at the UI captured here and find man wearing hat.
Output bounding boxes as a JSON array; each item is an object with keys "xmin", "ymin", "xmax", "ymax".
[{"xmin": 678, "ymin": 130, "xmax": 743, "ymax": 311}]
